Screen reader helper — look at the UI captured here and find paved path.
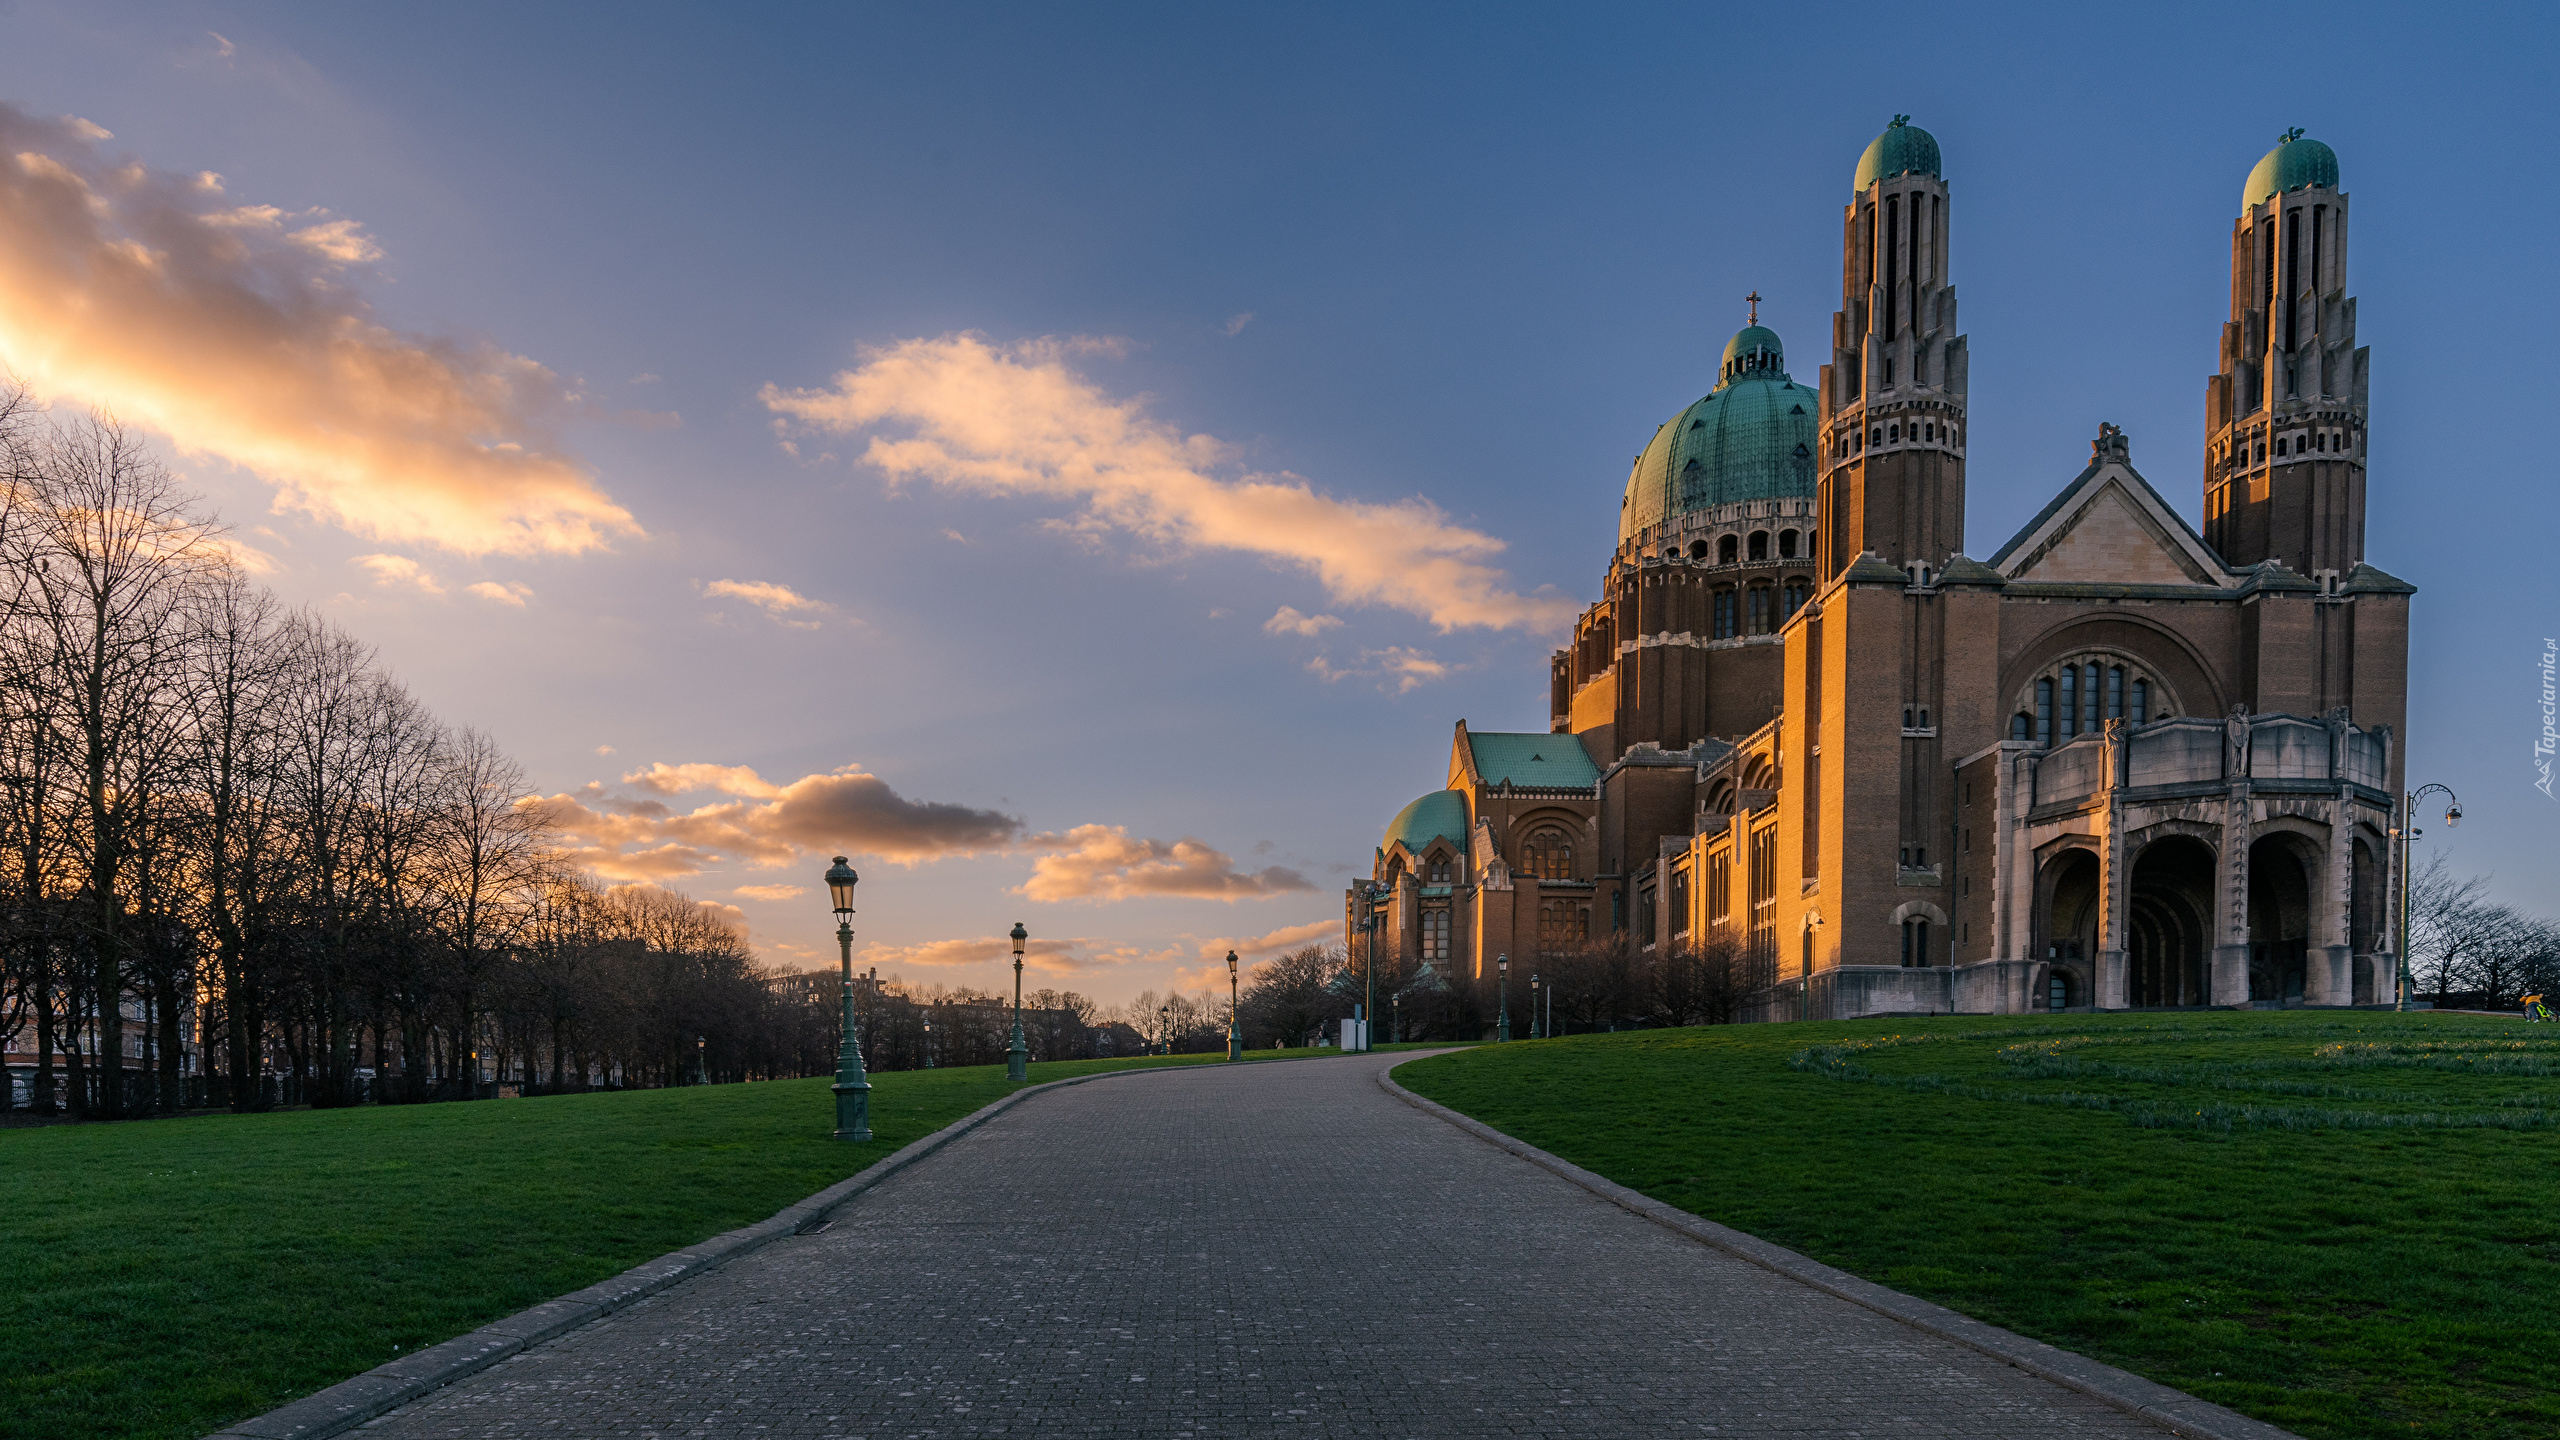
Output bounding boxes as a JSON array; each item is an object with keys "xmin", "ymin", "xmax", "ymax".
[{"xmin": 356, "ymin": 1053, "xmax": 2174, "ymax": 1438}]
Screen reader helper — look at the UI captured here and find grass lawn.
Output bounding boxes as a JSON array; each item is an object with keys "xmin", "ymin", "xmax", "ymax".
[
  {"xmin": 1395, "ymin": 1011, "xmax": 2560, "ymax": 1440},
  {"xmin": 0, "ymin": 1047, "xmax": 1347, "ymax": 1440}
]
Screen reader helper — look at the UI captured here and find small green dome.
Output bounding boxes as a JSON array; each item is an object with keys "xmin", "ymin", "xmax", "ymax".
[
  {"xmin": 2242, "ymin": 131, "xmax": 2339, "ymax": 209},
  {"xmin": 1620, "ymin": 325, "xmax": 1821, "ymax": 547},
  {"xmin": 1382, "ymin": 790, "xmax": 1467, "ymax": 857},
  {"xmin": 1854, "ymin": 116, "xmax": 1941, "ymax": 193}
]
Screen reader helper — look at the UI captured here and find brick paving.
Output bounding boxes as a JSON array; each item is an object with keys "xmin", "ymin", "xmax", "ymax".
[{"xmin": 355, "ymin": 1052, "xmax": 2173, "ymax": 1438}]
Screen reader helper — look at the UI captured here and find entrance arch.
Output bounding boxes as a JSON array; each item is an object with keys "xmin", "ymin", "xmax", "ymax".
[
  {"xmin": 2035, "ymin": 848, "xmax": 2100, "ymax": 1010},
  {"xmin": 2247, "ymin": 835, "xmax": 2314, "ymax": 1003},
  {"xmin": 2127, "ymin": 836, "xmax": 2213, "ymax": 1006}
]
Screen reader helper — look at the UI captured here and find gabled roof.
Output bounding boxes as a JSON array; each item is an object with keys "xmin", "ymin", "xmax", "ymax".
[
  {"xmin": 1988, "ymin": 427, "xmax": 2234, "ymax": 587},
  {"xmin": 1452, "ymin": 722, "xmax": 1602, "ymax": 790}
]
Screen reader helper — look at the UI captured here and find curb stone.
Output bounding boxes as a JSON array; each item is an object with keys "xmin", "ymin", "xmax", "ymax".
[
  {"xmin": 1376, "ymin": 1061, "xmax": 2304, "ymax": 1440},
  {"xmin": 200, "ymin": 1057, "xmax": 1307, "ymax": 1440}
]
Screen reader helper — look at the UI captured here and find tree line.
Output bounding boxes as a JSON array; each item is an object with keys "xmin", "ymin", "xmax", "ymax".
[{"xmin": 0, "ymin": 393, "xmax": 837, "ymax": 1118}]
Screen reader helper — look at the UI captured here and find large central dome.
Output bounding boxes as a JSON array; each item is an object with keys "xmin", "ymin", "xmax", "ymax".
[{"xmin": 1618, "ymin": 324, "xmax": 1821, "ymax": 547}]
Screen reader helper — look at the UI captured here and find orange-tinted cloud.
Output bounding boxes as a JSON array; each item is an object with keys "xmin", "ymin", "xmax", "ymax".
[
  {"xmin": 703, "ymin": 578, "xmax": 833, "ymax": 629},
  {"xmin": 532, "ymin": 763, "xmax": 1022, "ymax": 879},
  {"xmin": 856, "ymin": 932, "xmax": 1147, "ymax": 975},
  {"xmin": 0, "ymin": 104, "xmax": 638, "ymax": 555},
  {"xmin": 1019, "ymin": 824, "xmax": 1312, "ymax": 903},
  {"xmin": 759, "ymin": 335, "xmax": 1576, "ymax": 633}
]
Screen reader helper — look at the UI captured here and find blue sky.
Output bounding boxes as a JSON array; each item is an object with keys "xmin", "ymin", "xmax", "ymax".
[{"xmin": 0, "ymin": 2, "xmax": 2549, "ymax": 996}]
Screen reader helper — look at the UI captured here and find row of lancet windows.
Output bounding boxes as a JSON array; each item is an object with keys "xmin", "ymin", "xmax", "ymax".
[
  {"xmin": 1710, "ymin": 581, "xmax": 1814, "ymax": 639},
  {"xmin": 1835, "ymin": 417, "xmax": 1958, "ymax": 459},
  {"xmin": 1671, "ymin": 529, "xmax": 1800, "ymax": 563},
  {"xmin": 2219, "ymin": 425, "xmax": 2355, "ymax": 469},
  {"xmin": 2010, "ymin": 659, "xmax": 2172, "ymax": 746}
]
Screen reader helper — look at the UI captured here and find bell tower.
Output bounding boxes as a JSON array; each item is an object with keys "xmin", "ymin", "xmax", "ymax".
[
  {"xmin": 2203, "ymin": 130, "xmax": 2367, "ymax": 582},
  {"xmin": 1816, "ymin": 116, "xmax": 1969, "ymax": 584}
]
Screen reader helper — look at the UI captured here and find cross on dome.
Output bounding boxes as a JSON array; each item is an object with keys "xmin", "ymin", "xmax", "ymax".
[{"xmin": 1746, "ymin": 291, "xmax": 1761, "ymax": 325}]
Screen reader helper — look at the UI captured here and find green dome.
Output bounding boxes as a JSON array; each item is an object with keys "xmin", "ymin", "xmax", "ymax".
[
  {"xmin": 2242, "ymin": 131, "xmax": 2339, "ymax": 209},
  {"xmin": 1619, "ymin": 326, "xmax": 1821, "ymax": 546},
  {"xmin": 1382, "ymin": 790, "xmax": 1467, "ymax": 857},
  {"xmin": 1854, "ymin": 116, "xmax": 1941, "ymax": 193}
]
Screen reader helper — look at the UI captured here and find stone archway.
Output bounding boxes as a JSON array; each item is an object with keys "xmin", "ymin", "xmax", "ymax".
[
  {"xmin": 2128, "ymin": 835, "xmax": 2213, "ymax": 1007},
  {"xmin": 2247, "ymin": 835, "xmax": 2314, "ymax": 1003},
  {"xmin": 2036, "ymin": 848, "xmax": 2100, "ymax": 1010}
]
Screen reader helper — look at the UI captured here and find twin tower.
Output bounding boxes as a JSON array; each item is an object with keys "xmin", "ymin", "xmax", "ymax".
[
  {"xmin": 1816, "ymin": 118, "xmax": 2365, "ymax": 589},
  {"xmin": 1560, "ymin": 119, "xmax": 2370, "ymax": 760}
]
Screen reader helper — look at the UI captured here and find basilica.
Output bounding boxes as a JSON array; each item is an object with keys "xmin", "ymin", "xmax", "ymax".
[{"xmin": 1353, "ymin": 120, "xmax": 2411, "ymax": 1019}]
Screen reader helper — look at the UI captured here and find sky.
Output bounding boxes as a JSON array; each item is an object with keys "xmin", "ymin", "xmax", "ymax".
[{"xmin": 0, "ymin": 2, "xmax": 2551, "ymax": 1002}]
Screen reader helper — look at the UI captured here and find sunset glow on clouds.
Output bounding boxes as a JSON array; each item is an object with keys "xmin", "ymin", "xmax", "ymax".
[
  {"xmin": 539, "ymin": 762, "xmax": 1308, "ymax": 908},
  {"xmin": 703, "ymin": 578, "xmax": 834, "ymax": 628},
  {"xmin": 0, "ymin": 104, "xmax": 638, "ymax": 556},
  {"xmin": 759, "ymin": 334, "xmax": 1578, "ymax": 634}
]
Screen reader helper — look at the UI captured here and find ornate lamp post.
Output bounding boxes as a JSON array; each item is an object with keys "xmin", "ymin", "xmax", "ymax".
[
  {"xmin": 2392, "ymin": 785, "xmax": 2462, "ymax": 1012},
  {"xmin": 695, "ymin": 1035, "xmax": 707, "ymax": 1086},
  {"xmin": 1529, "ymin": 971, "xmax": 1540, "ymax": 1040},
  {"xmin": 1226, "ymin": 950, "xmax": 1242, "ymax": 1061},
  {"xmin": 1158, "ymin": 1004, "xmax": 1170, "ymax": 1056},
  {"xmin": 1007, "ymin": 922, "xmax": 1029, "ymax": 1082},
  {"xmin": 824, "ymin": 856, "xmax": 872, "ymax": 1142},
  {"xmin": 923, "ymin": 1014, "xmax": 933, "ymax": 1069},
  {"xmin": 1496, "ymin": 954, "xmax": 1510, "ymax": 1042}
]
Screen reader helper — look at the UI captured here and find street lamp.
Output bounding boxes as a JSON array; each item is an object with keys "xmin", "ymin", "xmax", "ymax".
[
  {"xmin": 695, "ymin": 1035, "xmax": 706, "ymax": 1087},
  {"xmin": 1226, "ymin": 950, "xmax": 1242, "ymax": 1062},
  {"xmin": 1529, "ymin": 971, "xmax": 1541, "ymax": 1040},
  {"xmin": 1392, "ymin": 991, "xmax": 1401, "ymax": 1043},
  {"xmin": 824, "ymin": 856, "xmax": 872, "ymax": 1142},
  {"xmin": 1801, "ymin": 911, "xmax": 1824, "ymax": 1022},
  {"xmin": 1007, "ymin": 922, "xmax": 1029, "ymax": 1082},
  {"xmin": 1496, "ymin": 954, "xmax": 1510, "ymax": 1042},
  {"xmin": 923, "ymin": 1014, "xmax": 933, "ymax": 1069},
  {"xmin": 1158, "ymin": 1003, "xmax": 1170, "ymax": 1056},
  {"xmin": 2392, "ymin": 784, "xmax": 2462, "ymax": 1013}
]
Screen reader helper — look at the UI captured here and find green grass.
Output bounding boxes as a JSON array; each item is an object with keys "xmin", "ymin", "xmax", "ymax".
[
  {"xmin": 0, "ymin": 1048, "xmax": 1342, "ymax": 1440},
  {"xmin": 1396, "ymin": 1012, "xmax": 2560, "ymax": 1440}
]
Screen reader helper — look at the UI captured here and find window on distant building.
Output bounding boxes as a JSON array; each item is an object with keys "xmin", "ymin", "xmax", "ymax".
[
  {"xmin": 1522, "ymin": 826, "xmax": 1574, "ymax": 881},
  {"xmin": 1421, "ymin": 908, "xmax": 1449, "ymax": 962}
]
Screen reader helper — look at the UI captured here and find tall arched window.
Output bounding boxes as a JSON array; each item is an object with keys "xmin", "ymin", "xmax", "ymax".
[
  {"xmin": 1901, "ymin": 917, "xmax": 1933, "ymax": 968},
  {"xmin": 1778, "ymin": 529, "xmax": 1799, "ymax": 558},
  {"xmin": 1425, "ymin": 854, "xmax": 1452, "ymax": 884},
  {"xmin": 2036, "ymin": 678, "xmax": 2054, "ymax": 747},
  {"xmin": 2019, "ymin": 657, "xmax": 2173, "ymax": 745},
  {"xmin": 1746, "ymin": 586, "xmax": 1773, "ymax": 635},
  {"xmin": 1781, "ymin": 579, "xmax": 1810, "ymax": 618},
  {"xmin": 1748, "ymin": 531, "xmax": 1770, "ymax": 561},
  {"xmin": 1718, "ymin": 534, "xmax": 1738, "ymax": 564},
  {"xmin": 1713, "ymin": 591, "xmax": 1738, "ymax": 639},
  {"xmin": 1421, "ymin": 909, "xmax": 1450, "ymax": 962},
  {"xmin": 2012, "ymin": 712, "xmax": 2032, "ymax": 742},
  {"xmin": 1522, "ymin": 826, "xmax": 1574, "ymax": 881}
]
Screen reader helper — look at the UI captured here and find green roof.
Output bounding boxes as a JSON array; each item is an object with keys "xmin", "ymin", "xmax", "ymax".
[
  {"xmin": 1621, "ymin": 324, "xmax": 1820, "ymax": 545},
  {"xmin": 2243, "ymin": 131, "xmax": 2339, "ymax": 209},
  {"xmin": 1466, "ymin": 732, "xmax": 1601, "ymax": 789},
  {"xmin": 1382, "ymin": 790, "xmax": 1468, "ymax": 856},
  {"xmin": 1854, "ymin": 116, "xmax": 1941, "ymax": 193}
]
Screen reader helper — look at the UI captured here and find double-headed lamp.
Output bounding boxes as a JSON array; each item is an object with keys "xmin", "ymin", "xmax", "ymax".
[{"xmin": 825, "ymin": 856, "xmax": 860, "ymax": 916}]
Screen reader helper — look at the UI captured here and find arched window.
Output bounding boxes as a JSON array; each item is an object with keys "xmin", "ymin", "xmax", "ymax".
[
  {"xmin": 2130, "ymin": 679, "xmax": 2148, "ymax": 722},
  {"xmin": 2275, "ymin": 437, "xmax": 2287, "ymax": 457},
  {"xmin": 2012, "ymin": 712, "xmax": 2032, "ymax": 741},
  {"xmin": 1748, "ymin": 530, "xmax": 1769, "ymax": 561},
  {"xmin": 2035, "ymin": 677, "xmax": 2054, "ymax": 747},
  {"xmin": 2107, "ymin": 666, "xmax": 2125, "ymax": 720},
  {"xmin": 2255, "ymin": 441, "xmax": 2266, "ymax": 462},
  {"xmin": 1871, "ymin": 426, "xmax": 1883, "ymax": 445},
  {"xmin": 1746, "ymin": 586, "xmax": 1773, "ymax": 635},
  {"xmin": 1421, "ymin": 909, "xmax": 1450, "ymax": 962},
  {"xmin": 1781, "ymin": 579, "xmax": 1810, "ymax": 618},
  {"xmin": 1689, "ymin": 540, "xmax": 1711, "ymax": 560},
  {"xmin": 1717, "ymin": 534, "xmax": 1738, "ymax": 564},
  {"xmin": 2057, "ymin": 665, "xmax": 2077, "ymax": 738},
  {"xmin": 1426, "ymin": 854, "xmax": 1452, "ymax": 884},
  {"xmin": 1888, "ymin": 423, "xmax": 1900, "ymax": 441},
  {"xmin": 1778, "ymin": 529, "xmax": 1799, "ymax": 558},
  {"xmin": 1522, "ymin": 826, "xmax": 1574, "ymax": 881},
  {"xmin": 1901, "ymin": 918, "xmax": 1933, "ymax": 968},
  {"xmin": 2021, "ymin": 657, "xmax": 2171, "ymax": 744},
  {"xmin": 1713, "ymin": 591, "xmax": 1738, "ymax": 639}
]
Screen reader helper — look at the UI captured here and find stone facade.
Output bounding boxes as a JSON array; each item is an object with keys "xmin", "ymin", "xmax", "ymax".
[{"xmin": 1352, "ymin": 124, "xmax": 2413, "ymax": 1020}]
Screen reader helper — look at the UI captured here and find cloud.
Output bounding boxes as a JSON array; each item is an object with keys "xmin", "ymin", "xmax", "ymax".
[
  {"xmin": 594, "ymin": 744, "xmax": 616, "ymax": 756},
  {"xmin": 759, "ymin": 334, "xmax": 1574, "ymax": 633},
  {"xmin": 467, "ymin": 580, "xmax": 533, "ymax": 606},
  {"xmin": 1020, "ymin": 824, "xmax": 1312, "ymax": 903},
  {"xmin": 355, "ymin": 553, "xmax": 442, "ymax": 595},
  {"xmin": 0, "ymin": 104, "xmax": 638, "ymax": 555},
  {"xmin": 1264, "ymin": 605, "xmax": 1341, "ymax": 637},
  {"xmin": 1306, "ymin": 645, "xmax": 1455, "ymax": 693},
  {"xmin": 732, "ymin": 884, "xmax": 806, "ymax": 901},
  {"xmin": 534, "ymin": 762, "xmax": 1023, "ymax": 881},
  {"xmin": 1196, "ymin": 919, "xmax": 1338, "ymax": 963},
  {"xmin": 703, "ymin": 578, "xmax": 832, "ymax": 628},
  {"xmin": 1222, "ymin": 312, "xmax": 1254, "ymax": 336}
]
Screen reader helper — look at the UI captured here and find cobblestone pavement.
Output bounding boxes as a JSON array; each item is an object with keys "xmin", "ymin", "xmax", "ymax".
[{"xmin": 356, "ymin": 1052, "xmax": 2174, "ymax": 1438}]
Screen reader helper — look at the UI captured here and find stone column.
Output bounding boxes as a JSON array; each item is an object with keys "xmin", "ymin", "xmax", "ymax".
[
  {"xmin": 2094, "ymin": 721, "xmax": 2130, "ymax": 1009},
  {"xmin": 2312, "ymin": 792, "xmax": 2355, "ymax": 1005},
  {"xmin": 2002, "ymin": 750, "xmax": 2037, "ymax": 1014},
  {"xmin": 2212, "ymin": 708, "xmax": 2255, "ymax": 1005}
]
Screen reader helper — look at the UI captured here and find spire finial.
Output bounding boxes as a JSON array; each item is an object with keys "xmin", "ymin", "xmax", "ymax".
[
  {"xmin": 1746, "ymin": 290, "xmax": 1761, "ymax": 325},
  {"xmin": 2280, "ymin": 126, "xmax": 2305, "ymax": 145},
  {"xmin": 1890, "ymin": 114, "xmax": 1910, "ymax": 128}
]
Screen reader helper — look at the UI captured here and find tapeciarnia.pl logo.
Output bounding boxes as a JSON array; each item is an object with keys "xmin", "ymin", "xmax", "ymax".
[{"xmin": 2538, "ymin": 637, "xmax": 2557, "ymax": 798}]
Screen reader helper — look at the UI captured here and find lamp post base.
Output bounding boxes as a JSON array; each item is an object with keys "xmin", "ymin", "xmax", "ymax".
[
  {"xmin": 1006, "ymin": 1039, "xmax": 1027, "ymax": 1083},
  {"xmin": 832, "ymin": 1080, "xmax": 872, "ymax": 1143}
]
